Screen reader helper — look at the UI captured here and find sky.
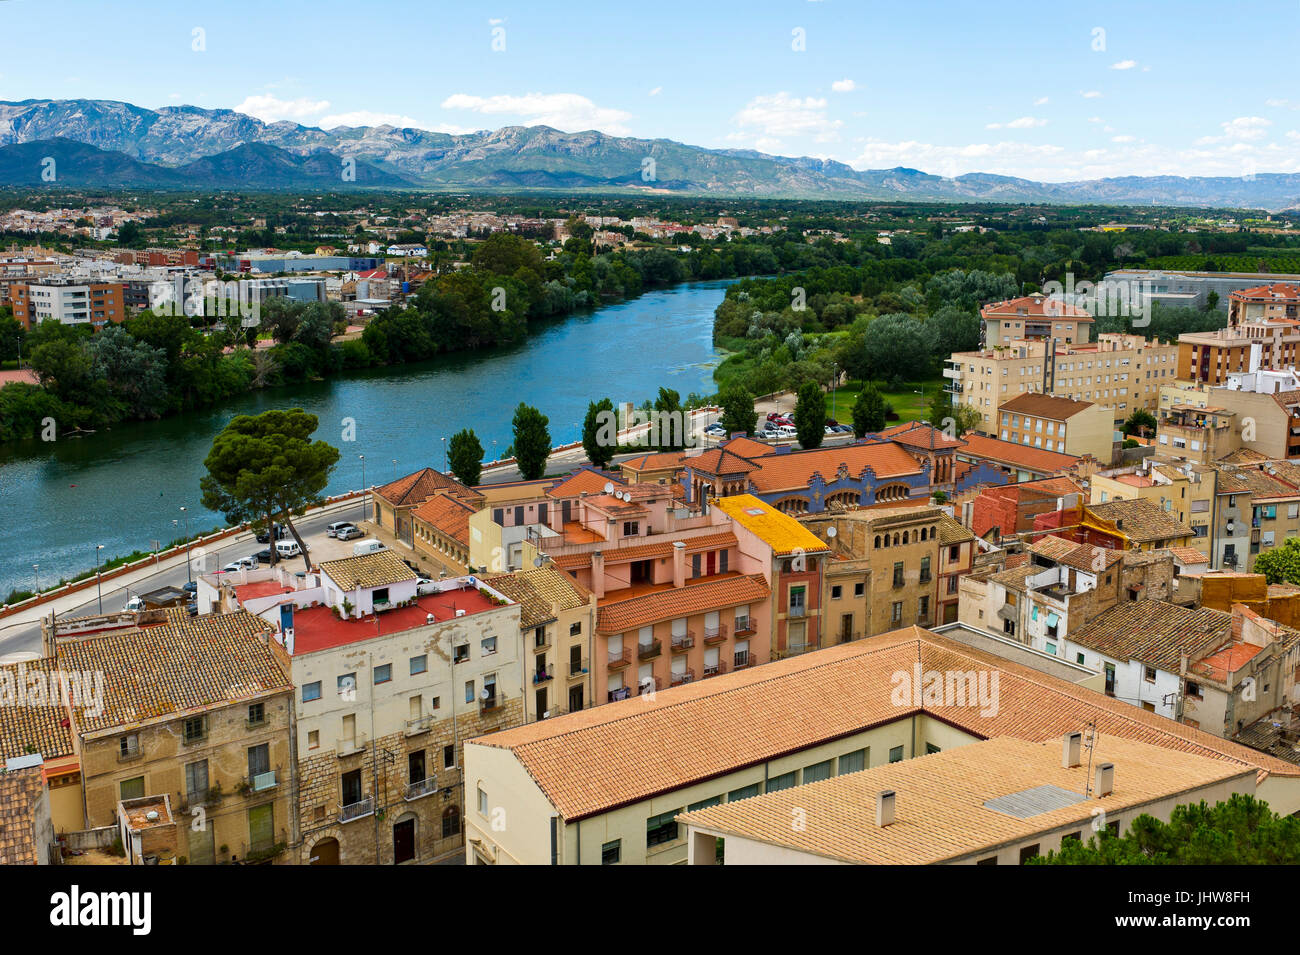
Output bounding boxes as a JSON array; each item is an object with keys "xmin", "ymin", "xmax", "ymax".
[{"xmin": 2, "ymin": 0, "xmax": 1298, "ymax": 183}]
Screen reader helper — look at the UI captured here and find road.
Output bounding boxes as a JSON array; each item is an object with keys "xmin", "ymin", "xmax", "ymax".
[{"xmin": 0, "ymin": 498, "xmax": 369, "ymax": 662}]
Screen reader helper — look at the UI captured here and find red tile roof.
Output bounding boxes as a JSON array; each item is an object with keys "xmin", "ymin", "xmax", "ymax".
[
  {"xmin": 547, "ymin": 468, "xmax": 622, "ymax": 499},
  {"xmin": 374, "ymin": 467, "xmax": 477, "ymax": 508},
  {"xmin": 411, "ymin": 493, "xmax": 476, "ymax": 546},
  {"xmin": 981, "ymin": 294, "xmax": 1094, "ymax": 321},
  {"xmin": 596, "ymin": 573, "xmax": 770, "ymax": 634},
  {"xmin": 748, "ymin": 441, "xmax": 922, "ymax": 493},
  {"xmin": 957, "ymin": 433, "xmax": 1081, "ymax": 475},
  {"xmin": 876, "ymin": 421, "xmax": 965, "ymax": 450}
]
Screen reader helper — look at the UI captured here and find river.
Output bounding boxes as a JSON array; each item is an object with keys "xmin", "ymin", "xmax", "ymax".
[{"xmin": 0, "ymin": 278, "xmax": 734, "ymax": 595}]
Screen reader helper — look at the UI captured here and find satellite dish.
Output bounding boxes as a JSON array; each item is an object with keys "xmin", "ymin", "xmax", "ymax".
[
  {"xmin": 480, "ymin": 688, "xmax": 491, "ymax": 700},
  {"xmin": 604, "ymin": 481, "xmax": 615, "ymax": 494},
  {"xmin": 826, "ymin": 526, "xmax": 838, "ymax": 538}
]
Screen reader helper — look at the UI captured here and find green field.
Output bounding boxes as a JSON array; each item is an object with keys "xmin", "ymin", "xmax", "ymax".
[{"xmin": 827, "ymin": 377, "xmax": 943, "ymax": 426}]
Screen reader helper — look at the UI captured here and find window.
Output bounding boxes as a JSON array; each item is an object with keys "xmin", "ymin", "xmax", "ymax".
[
  {"xmin": 464, "ymin": 680, "xmax": 475, "ymax": 704},
  {"xmin": 766, "ymin": 771, "xmax": 798, "ymax": 793},
  {"xmin": 977, "ymin": 856, "xmax": 998, "ymax": 865},
  {"xmin": 1076, "ymin": 652, "xmax": 1085, "ymax": 665},
  {"xmin": 308, "ymin": 730, "xmax": 319, "ymax": 750},
  {"xmin": 831, "ymin": 585, "xmax": 842, "ymax": 600},
  {"xmin": 839, "ymin": 749, "xmax": 866, "ymax": 774},
  {"xmin": 453, "ymin": 644, "xmax": 469, "ymax": 664},
  {"xmin": 1143, "ymin": 665, "xmax": 1156, "ymax": 683},
  {"xmin": 623, "ymin": 521, "xmax": 639, "ymax": 536},
  {"xmin": 248, "ymin": 743, "xmax": 269, "ymax": 779},
  {"xmin": 891, "ymin": 601, "xmax": 903, "ymax": 624},
  {"xmin": 919, "ymin": 556, "xmax": 931, "ymax": 583},
  {"xmin": 442, "ymin": 805, "xmax": 461, "ymax": 838},
  {"xmin": 477, "ymin": 786, "xmax": 489, "ymax": 816},
  {"xmin": 247, "ymin": 702, "xmax": 265, "ymax": 726},
  {"xmin": 688, "ymin": 796, "xmax": 722, "ymax": 812},
  {"xmin": 646, "ymin": 809, "xmax": 681, "ymax": 847},
  {"xmin": 120, "ymin": 776, "xmax": 145, "ymax": 801},
  {"xmin": 602, "ymin": 839, "xmax": 622, "ymax": 865},
  {"xmin": 854, "ymin": 582, "xmax": 865, "ymax": 597},
  {"xmin": 803, "ymin": 760, "xmax": 833, "ymax": 783},
  {"xmin": 1018, "ymin": 844, "xmax": 1040, "ymax": 865},
  {"xmin": 119, "ymin": 734, "xmax": 140, "ymax": 759},
  {"xmin": 1062, "ymin": 832, "xmax": 1082, "ymax": 845},
  {"xmin": 889, "ymin": 745, "xmax": 904, "ymax": 763},
  {"xmin": 534, "ymin": 627, "xmax": 547, "ymax": 648},
  {"xmin": 1185, "ymin": 681, "xmax": 1202, "ymax": 699},
  {"xmin": 918, "ymin": 596, "xmax": 929, "ymax": 621},
  {"xmin": 410, "ymin": 655, "xmax": 427, "ymax": 676},
  {"xmin": 302, "ymin": 681, "xmax": 322, "ymax": 703},
  {"xmin": 893, "ymin": 562, "xmax": 904, "ymax": 588},
  {"xmin": 482, "ymin": 637, "xmax": 499, "ymax": 658},
  {"xmin": 569, "ymin": 621, "xmax": 582, "ymax": 636},
  {"xmin": 443, "ymin": 745, "xmax": 456, "ymax": 769},
  {"xmin": 337, "ymin": 673, "xmax": 356, "ymax": 697},
  {"xmin": 185, "ymin": 760, "xmax": 209, "ymax": 801},
  {"xmin": 925, "ymin": 743, "xmax": 941, "ymax": 755},
  {"xmin": 728, "ymin": 783, "xmax": 761, "ymax": 803},
  {"xmin": 182, "ymin": 716, "xmax": 207, "ymax": 744},
  {"xmin": 374, "ymin": 663, "xmax": 392, "ymax": 684}
]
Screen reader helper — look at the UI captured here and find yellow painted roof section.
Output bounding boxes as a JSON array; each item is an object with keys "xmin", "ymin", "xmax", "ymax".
[{"xmin": 713, "ymin": 494, "xmax": 830, "ymax": 558}]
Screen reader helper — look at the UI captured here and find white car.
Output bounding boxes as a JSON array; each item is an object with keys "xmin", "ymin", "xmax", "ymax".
[{"xmin": 415, "ymin": 577, "xmax": 438, "ymax": 595}]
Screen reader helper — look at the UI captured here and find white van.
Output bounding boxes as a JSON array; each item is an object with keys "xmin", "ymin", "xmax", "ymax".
[
  {"xmin": 776, "ymin": 424, "xmax": 798, "ymax": 438},
  {"xmin": 327, "ymin": 521, "xmax": 356, "ymax": 538},
  {"xmin": 275, "ymin": 539, "xmax": 302, "ymax": 558},
  {"xmin": 352, "ymin": 539, "xmax": 385, "ymax": 556}
]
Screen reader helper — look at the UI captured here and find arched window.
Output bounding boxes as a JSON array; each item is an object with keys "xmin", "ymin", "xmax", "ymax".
[{"xmin": 874, "ymin": 535, "xmax": 881, "ymax": 549}]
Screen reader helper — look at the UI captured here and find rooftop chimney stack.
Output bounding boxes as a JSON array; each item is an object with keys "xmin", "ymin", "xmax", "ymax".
[
  {"xmin": 1062, "ymin": 731, "xmax": 1083, "ymax": 769},
  {"xmin": 876, "ymin": 789, "xmax": 896, "ymax": 828},
  {"xmin": 1095, "ymin": 762, "xmax": 1115, "ymax": 798}
]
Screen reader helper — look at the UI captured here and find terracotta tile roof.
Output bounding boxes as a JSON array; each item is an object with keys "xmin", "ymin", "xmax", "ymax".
[
  {"xmin": 957, "ymin": 433, "xmax": 1081, "ymax": 474},
  {"xmin": 677, "ymin": 735, "xmax": 1251, "ymax": 865},
  {"xmin": 1065, "ymin": 602, "xmax": 1231, "ymax": 673},
  {"xmin": 1231, "ymin": 282, "xmax": 1300, "ymax": 302},
  {"xmin": 1272, "ymin": 389, "xmax": 1300, "ymax": 412},
  {"xmin": 619, "ymin": 451, "xmax": 686, "ymax": 473},
  {"xmin": 877, "ymin": 421, "xmax": 965, "ymax": 450},
  {"xmin": 411, "ymin": 493, "xmax": 476, "ymax": 546},
  {"xmin": 748, "ymin": 442, "xmax": 922, "ymax": 493},
  {"xmin": 683, "ymin": 447, "xmax": 761, "ymax": 476},
  {"xmin": 0, "ymin": 766, "xmax": 47, "ymax": 865},
  {"xmin": 1219, "ymin": 448, "xmax": 1270, "ymax": 465},
  {"xmin": 1028, "ymin": 535, "xmax": 1125, "ymax": 571},
  {"xmin": 374, "ymin": 467, "xmax": 478, "ymax": 507},
  {"xmin": 546, "ymin": 468, "xmax": 623, "ymax": 499},
  {"xmin": 1168, "ymin": 546, "xmax": 1211, "ymax": 565},
  {"xmin": 482, "ymin": 566, "xmax": 590, "ymax": 629},
  {"xmin": 1000, "ymin": 392, "xmax": 1098, "ymax": 421},
  {"xmin": 936, "ymin": 516, "xmax": 975, "ymax": 546},
  {"xmin": 54, "ymin": 611, "xmax": 290, "ymax": 734},
  {"xmin": 596, "ymin": 573, "xmax": 770, "ymax": 634},
  {"xmin": 713, "ymin": 494, "xmax": 831, "ymax": 557},
  {"xmin": 981, "ymin": 294, "xmax": 1094, "ymax": 321},
  {"xmin": 720, "ymin": 435, "xmax": 776, "ymax": 458},
  {"xmin": 0, "ymin": 658, "xmax": 74, "ymax": 762},
  {"xmin": 473, "ymin": 627, "xmax": 1298, "ymax": 821},
  {"xmin": 319, "ymin": 550, "xmax": 418, "ymax": 589},
  {"xmin": 1087, "ymin": 499, "xmax": 1195, "ymax": 543}
]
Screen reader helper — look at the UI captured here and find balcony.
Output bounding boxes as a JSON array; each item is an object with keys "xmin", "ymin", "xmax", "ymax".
[
  {"xmin": 538, "ymin": 703, "xmax": 566, "ymax": 719},
  {"xmin": 703, "ymin": 624, "xmax": 728, "ymax": 645},
  {"xmin": 837, "ymin": 631, "xmax": 862, "ymax": 645},
  {"xmin": 607, "ymin": 686, "xmax": 633, "ymax": 703},
  {"xmin": 670, "ymin": 668, "xmax": 695, "ymax": 687},
  {"xmin": 336, "ymin": 734, "xmax": 368, "ymax": 758},
  {"xmin": 703, "ymin": 660, "xmax": 728, "ymax": 679},
  {"xmin": 733, "ymin": 618, "xmax": 755, "ymax": 637},
  {"xmin": 671, "ymin": 631, "xmax": 696, "ymax": 652},
  {"xmin": 607, "ymin": 646, "xmax": 633, "ymax": 669},
  {"xmin": 117, "ymin": 746, "xmax": 142, "ymax": 764},
  {"xmin": 532, "ymin": 663, "xmax": 554, "ymax": 685},
  {"xmin": 733, "ymin": 652, "xmax": 756, "ymax": 671},
  {"xmin": 789, "ymin": 604, "xmax": 807, "ymax": 618},
  {"xmin": 479, "ymin": 691, "xmax": 507, "ymax": 716},
  {"xmin": 637, "ymin": 639, "xmax": 662, "ymax": 660},
  {"xmin": 943, "ymin": 381, "xmax": 963, "ymax": 395},
  {"xmin": 567, "ymin": 658, "xmax": 590, "ymax": 679},
  {"xmin": 777, "ymin": 638, "xmax": 820, "ymax": 659},
  {"xmin": 637, "ymin": 676, "xmax": 662, "ymax": 696},
  {"xmin": 405, "ymin": 777, "xmax": 438, "ymax": 802},
  {"xmin": 405, "ymin": 714, "xmax": 435, "ymax": 737},
  {"xmin": 339, "ymin": 796, "xmax": 375, "ymax": 823}
]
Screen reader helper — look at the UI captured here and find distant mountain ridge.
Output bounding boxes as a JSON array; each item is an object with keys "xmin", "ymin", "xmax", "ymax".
[{"xmin": 0, "ymin": 97, "xmax": 1298, "ymax": 207}]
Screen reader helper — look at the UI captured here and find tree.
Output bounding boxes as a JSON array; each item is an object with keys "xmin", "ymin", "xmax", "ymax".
[
  {"xmin": 200, "ymin": 408, "xmax": 340, "ymax": 571},
  {"xmin": 0, "ymin": 314, "xmax": 25, "ymax": 364},
  {"xmin": 852, "ymin": 384, "xmax": 886, "ymax": 436},
  {"xmin": 719, "ymin": 385, "xmax": 756, "ymax": 436},
  {"xmin": 447, "ymin": 428, "xmax": 484, "ymax": 486},
  {"xmin": 793, "ymin": 381, "xmax": 826, "ymax": 448},
  {"xmin": 1032, "ymin": 794, "xmax": 1300, "ymax": 864},
  {"xmin": 1253, "ymin": 537, "xmax": 1300, "ymax": 586},
  {"xmin": 1124, "ymin": 408, "xmax": 1158, "ymax": 438},
  {"xmin": 653, "ymin": 386, "xmax": 685, "ymax": 451},
  {"xmin": 859, "ymin": 313, "xmax": 936, "ymax": 381},
  {"xmin": 511, "ymin": 403, "xmax": 552, "ymax": 480},
  {"xmin": 582, "ymin": 397, "xmax": 617, "ymax": 468}
]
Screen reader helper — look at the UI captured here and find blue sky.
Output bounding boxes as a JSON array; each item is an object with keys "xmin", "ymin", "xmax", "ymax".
[{"xmin": 3, "ymin": 0, "xmax": 1297, "ymax": 182}]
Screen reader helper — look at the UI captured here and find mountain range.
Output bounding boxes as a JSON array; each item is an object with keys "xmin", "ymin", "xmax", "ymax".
[{"xmin": 0, "ymin": 98, "xmax": 1297, "ymax": 208}]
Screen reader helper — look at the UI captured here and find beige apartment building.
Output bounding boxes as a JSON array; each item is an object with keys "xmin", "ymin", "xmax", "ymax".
[
  {"xmin": 945, "ymin": 334, "xmax": 1179, "ymax": 435},
  {"xmin": 997, "ymin": 392, "xmax": 1115, "ymax": 461},
  {"xmin": 1090, "ymin": 459, "xmax": 1216, "ymax": 552},
  {"xmin": 980, "ymin": 294, "xmax": 1094, "ymax": 347}
]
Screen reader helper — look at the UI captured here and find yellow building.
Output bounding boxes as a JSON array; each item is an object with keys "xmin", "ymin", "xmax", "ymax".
[{"xmin": 1090, "ymin": 460, "xmax": 1216, "ymax": 555}]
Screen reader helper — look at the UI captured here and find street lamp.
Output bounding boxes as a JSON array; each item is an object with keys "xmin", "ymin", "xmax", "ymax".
[
  {"xmin": 94, "ymin": 544, "xmax": 104, "ymax": 613},
  {"xmin": 392, "ymin": 459, "xmax": 397, "ymax": 484},
  {"xmin": 831, "ymin": 362, "xmax": 839, "ymax": 422},
  {"xmin": 32, "ymin": 564, "xmax": 39, "ymax": 594},
  {"xmin": 359, "ymin": 454, "xmax": 367, "ymax": 523},
  {"xmin": 179, "ymin": 506, "xmax": 192, "ymax": 584},
  {"xmin": 441, "ymin": 436, "xmax": 447, "ymax": 472}
]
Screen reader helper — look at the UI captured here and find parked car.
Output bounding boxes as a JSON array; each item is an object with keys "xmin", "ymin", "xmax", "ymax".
[
  {"xmin": 415, "ymin": 577, "xmax": 438, "ymax": 595},
  {"xmin": 777, "ymin": 425, "xmax": 798, "ymax": 437},
  {"xmin": 766, "ymin": 412, "xmax": 783, "ymax": 421},
  {"xmin": 835, "ymin": 424, "xmax": 854, "ymax": 433},
  {"xmin": 253, "ymin": 548, "xmax": 273, "ymax": 563},
  {"xmin": 231, "ymin": 555, "xmax": 259, "ymax": 570},
  {"xmin": 181, "ymin": 581, "xmax": 198, "ymax": 596},
  {"xmin": 186, "ymin": 601, "xmax": 198, "ymax": 617},
  {"xmin": 352, "ymin": 539, "xmax": 384, "ymax": 556},
  {"xmin": 704, "ymin": 423, "xmax": 726, "ymax": 436},
  {"xmin": 759, "ymin": 427, "xmax": 779, "ymax": 439},
  {"xmin": 825, "ymin": 425, "xmax": 837, "ymax": 434},
  {"xmin": 327, "ymin": 521, "xmax": 357, "ymax": 538},
  {"xmin": 256, "ymin": 523, "xmax": 288, "ymax": 544},
  {"xmin": 124, "ymin": 595, "xmax": 145, "ymax": 613},
  {"xmin": 337, "ymin": 525, "xmax": 365, "ymax": 541},
  {"xmin": 275, "ymin": 539, "xmax": 302, "ymax": 559}
]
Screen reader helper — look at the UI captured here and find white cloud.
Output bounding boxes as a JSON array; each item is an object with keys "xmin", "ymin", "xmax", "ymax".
[
  {"xmin": 234, "ymin": 94, "xmax": 332, "ymax": 123},
  {"xmin": 1111, "ymin": 59, "xmax": 1137, "ymax": 70},
  {"xmin": 1222, "ymin": 116, "xmax": 1272, "ymax": 141},
  {"xmin": 831, "ymin": 78, "xmax": 857, "ymax": 93},
  {"xmin": 649, "ymin": 86, "xmax": 662, "ymax": 96},
  {"xmin": 1111, "ymin": 135, "xmax": 1136, "ymax": 143},
  {"xmin": 731, "ymin": 92, "xmax": 843, "ymax": 146},
  {"xmin": 1080, "ymin": 90, "xmax": 1102, "ymax": 99},
  {"xmin": 1033, "ymin": 96, "xmax": 1049, "ymax": 106},
  {"xmin": 440, "ymin": 92, "xmax": 632, "ymax": 134},
  {"xmin": 986, "ymin": 116, "xmax": 1047, "ymax": 130}
]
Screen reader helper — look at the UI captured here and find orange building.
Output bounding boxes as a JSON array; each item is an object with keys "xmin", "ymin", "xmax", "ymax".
[{"xmin": 10, "ymin": 280, "xmax": 125, "ymax": 330}]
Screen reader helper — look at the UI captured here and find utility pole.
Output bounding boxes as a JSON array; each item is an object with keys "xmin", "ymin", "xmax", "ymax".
[
  {"xmin": 94, "ymin": 544, "xmax": 104, "ymax": 613},
  {"xmin": 359, "ymin": 454, "xmax": 367, "ymax": 522}
]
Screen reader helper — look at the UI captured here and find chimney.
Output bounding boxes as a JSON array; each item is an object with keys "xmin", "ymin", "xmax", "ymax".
[
  {"xmin": 672, "ymin": 541, "xmax": 686, "ymax": 588},
  {"xmin": 1062, "ymin": 731, "xmax": 1082, "ymax": 768},
  {"xmin": 1094, "ymin": 762, "xmax": 1114, "ymax": 797},
  {"xmin": 876, "ymin": 790, "xmax": 896, "ymax": 827},
  {"xmin": 591, "ymin": 550, "xmax": 606, "ymax": 599}
]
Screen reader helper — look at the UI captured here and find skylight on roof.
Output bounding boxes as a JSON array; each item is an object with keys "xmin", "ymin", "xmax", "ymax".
[
  {"xmin": 983, "ymin": 784, "xmax": 1086, "ymax": 819},
  {"xmin": 745, "ymin": 508, "xmax": 765, "ymax": 515}
]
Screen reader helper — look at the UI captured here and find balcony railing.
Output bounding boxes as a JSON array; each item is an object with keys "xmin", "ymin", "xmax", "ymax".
[
  {"xmin": 703, "ymin": 624, "xmax": 728, "ymax": 645},
  {"xmin": 733, "ymin": 618, "xmax": 755, "ymax": 636},
  {"xmin": 336, "ymin": 734, "xmax": 368, "ymax": 757},
  {"xmin": 405, "ymin": 714, "xmax": 435, "ymax": 737},
  {"xmin": 637, "ymin": 639, "xmax": 662, "ymax": 660},
  {"xmin": 405, "ymin": 777, "xmax": 437, "ymax": 801},
  {"xmin": 789, "ymin": 604, "xmax": 806, "ymax": 618},
  {"xmin": 671, "ymin": 631, "xmax": 696, "ymax": 652},
  {"xmin": 567, "ymin": 657, "xmax": 590, "ymax": 678},
  {"xmin": 248, "ymin": 770, "xmax": 277, "ymax": 793},
  {"xmin": 532, "ymin": 663, "xmax": 554, "ymax": 685},
  {"xmin": 607, "ymin": 686, "xmax": 633, "ymax": 703},
  {"xmin": 670, "ymin": 668, "xmax": 695, "ymax": 687},
  {"xmin": 703, "ymin": 660, "xmax": 728, "ymax": 679},
  {"xmin": 607, "ymin": 646, "xmax": 633, "ymax": 669},
  {"xmin": 637, "ymin": 676, "xmax": 662, "ymax": 696},
  {"xmin": 777, "ymin": 638, "xmax": 820, "ymax": 659},
  {"xmin": 479, "ymin": 691, "xmax": 507, "ymax": 715},
  {"xmin": 117, "ymin": 746, "xmax": 142, "ymax": 763},
  {"xmin": 339, "ymin": 796, "xmax": 375, "ymax": 823},
  {"xmin": 733, "ymin": 651, "xmax": 755, "ymax": 671}
]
